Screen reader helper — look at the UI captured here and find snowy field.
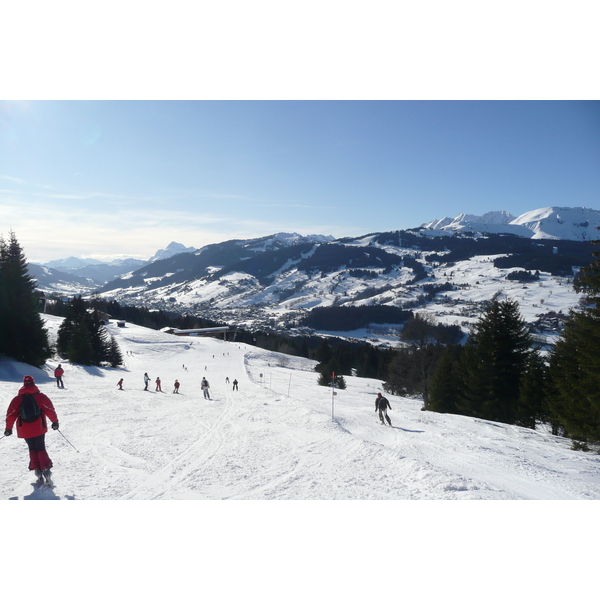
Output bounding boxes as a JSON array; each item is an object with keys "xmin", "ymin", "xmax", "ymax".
[
  {"xmin": 2, "ymin": 314, "xmax": 598, "ymax": 597},
  {"xmin": 2, "ymin": 314, "xmax": 600, "ymax": 501}
]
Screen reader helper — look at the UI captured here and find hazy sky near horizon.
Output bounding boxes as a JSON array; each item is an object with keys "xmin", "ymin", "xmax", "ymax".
[{"xmin": 1, "ymin": 100, "xmax": 599, "ymax": 263}]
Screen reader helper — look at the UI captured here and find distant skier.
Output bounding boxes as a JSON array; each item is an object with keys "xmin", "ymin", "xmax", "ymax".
[
  {"xmin": 225, "ymin": 377, "xmax": 230, "ymax": 384},
  {"xmin": 54, "ymin": 364, "xmax": 65, "ymax": 389},
  {"xmin": 173, "ymin": 380, "xmax": 180, "ymax": 394},
  {"xmin": 117, "ymin": 378, "xmax": 124, "ymax": 390},
  {"xmin": 375, "ymin": 392, "xmax": 392, "ymax": 426},
  {"xmin": 156, "ymin": 377, "xmax": 162, "ymax": 392},
  {"xmin": 232, "ymin": 379, "xmax": 238, "ymax": 391},
  {"xmin": 201, "ymin": 377, "xmax": 210, "ymax": 399},
  {"xmin": 144, "ymin": 373, "xmax": 150, "ymax": 391},
  {"xmin": 4, "ymin": 375, "xmax": 59, "ymax": 486}
]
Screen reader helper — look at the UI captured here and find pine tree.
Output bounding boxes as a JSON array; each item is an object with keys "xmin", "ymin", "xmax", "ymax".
[
  {"xmin": 317, "ymin": 371, "xmax": 346, "ymax": 389},
  {"xmin": 0, "ymin": 232, "xmax": 51, "ymax": 366},
  {"xmin": 516, "ymin": 350, "xmax": 547, "ymax": 429},
  {"xmin": 315, "ymin": 339, "xmax": 338, "ymax": 387},
  {"xmin": 335, "ymin": 374, "xmax": 346, "ymax": 390},
  {"xmin": 427, "ymin": 344, "xmax": 465, "ymax": 413},
  {"xmin": 0, "ymin": 235, "xmax": 8, "ymax": 357},
  {"xmin": 106, "ymin": 335, "xmax": 124, "ymax": 368},
  {"xmin": 546, "ymin": 307, "xmax": 600, "ymax": 445},
  {"xmin": 461, "ymin": 299, "xmax": 533, "ymax": 424},
  {"xmin": 317, "ymin": 371, "xmax": 330, "ymax": 386},
  {"xmin": 68, "ymin": 320, "xmax": 95, "ymax": 365},
  {"xmin": 57, "ymin": 296, "xmax": 118, "ymax": 366},
  {"xmin": 545, "ymin": 230, "xmax": 600, "ymax": 447}
]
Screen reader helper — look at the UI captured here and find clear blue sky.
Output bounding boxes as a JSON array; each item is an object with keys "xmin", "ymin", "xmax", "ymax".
[{"xmin": 1, "ymin": 100, "xmax": 599, "ymax": 262}]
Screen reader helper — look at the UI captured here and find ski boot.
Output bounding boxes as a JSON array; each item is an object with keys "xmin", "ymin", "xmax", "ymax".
[
  {"xmin": 42, "ymin": 469, "xmax": 53, "ymax": 486},
  {"xmin": 34, "ymin": 469, "xmax": 44, "ymax": 485}
]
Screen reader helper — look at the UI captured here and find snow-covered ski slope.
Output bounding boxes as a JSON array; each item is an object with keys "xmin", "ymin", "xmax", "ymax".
[{"xmin": 2, "ymin": 314, "xmax": 600, "ymax": 501}]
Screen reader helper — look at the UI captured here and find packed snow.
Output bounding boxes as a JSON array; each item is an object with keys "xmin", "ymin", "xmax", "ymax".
[{"xmin": 2, "ymin": 314, "xmax": 600, "ymax": 501}]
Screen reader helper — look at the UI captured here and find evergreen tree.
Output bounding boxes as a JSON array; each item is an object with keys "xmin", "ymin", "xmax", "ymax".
[
  {"xmin": 68, "ymin": 320, "xmax": 96, "ymax": 365},
  {"xmin": 336, "ymin": 375, "xmax": 347, "ymax": 389},
  {"xmin": 0, "ymin": 231, "xmax": 51, "ymax": 366},
  {"xmin": 427, "ymin": 344, "xmax": 465, "ymax": 413},
  {"xmin": 516, "ymin": 350, "xmax": 547, "ymax": 429},
  {"xmin": 461, "ymin": 299, "xmax": 533, "ymax": 424},
  {"xmin": 545, "ymin": 230, "xmax": 600, "ymax": 448},
  {"xmin": 0, "ymin": 235, "xmax": 8, "ymax": 357},
  {"xmin": 317, "ymin": 371, "xmax": 346, "ymax": 389},
  {"xmin": 57, "ymin": 296, "xmax": 121, "ymax": 366},
  {"xmin": 315, "ymin": 339, "xmax": 338, "ymax": 387},
  {"xmin": 383, "ymin": 347, "xmax": 417, "ymax": 396},
  {"xmin": 317, "ymin": 371, "xmax": 329, "ymax": 386},
  {"xmin": 107, "ymin": 335, "xmax": 124, "ymax": 368}
]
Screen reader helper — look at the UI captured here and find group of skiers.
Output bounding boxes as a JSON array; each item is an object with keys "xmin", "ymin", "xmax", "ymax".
[
  {"xmin": 3, "ymin": 369, "xmax": 394, "ymax": 487},
  {"xmin": 136, "ymin": 372, "xmax": 240, "ymax": 397},
  {"xmin": 139, "ymin": 373, "xmax": 179, "ymax": 393}
]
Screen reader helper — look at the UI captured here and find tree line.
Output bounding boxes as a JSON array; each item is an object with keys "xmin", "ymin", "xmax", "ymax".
[{"xmin": 382, "ymin": 233, "xmax": 600, "ymax": 451}]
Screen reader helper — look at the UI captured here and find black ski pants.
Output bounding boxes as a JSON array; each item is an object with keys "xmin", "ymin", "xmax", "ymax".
[
  {"xmin": 25, "ymin": 435, "xmax": 46, "ymax": 452},
  {"xmin": 378, "ymin": 408, "xmax": 392, "ymax": 426}
]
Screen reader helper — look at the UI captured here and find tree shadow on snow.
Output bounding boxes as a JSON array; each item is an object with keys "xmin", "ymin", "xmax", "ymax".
[
  {"xmin": 78, "ymin": 365, "xmax": 108, "ymax": 378},
  {"xmin": 0, "ymin": 357, "xmax": 53, "ymax": 385}
]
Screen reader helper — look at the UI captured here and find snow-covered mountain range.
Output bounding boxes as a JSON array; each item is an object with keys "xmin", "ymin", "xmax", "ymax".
[
  {"xmin": 33, "ymin": 256, "xmax": 147, "ymax": 288},
  {"xmin": 31, "ymin": 206, "xmax": 598, "ymax": 345},
  {"xmin": 422, "ymin": 206, "xmax": 600, "ymax": 241},
  {"xmin": 30, "ymin": 242, "xmax": 197, "ymax": 290}
]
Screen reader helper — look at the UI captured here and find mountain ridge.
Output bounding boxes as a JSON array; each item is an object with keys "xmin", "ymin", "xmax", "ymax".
[
  {"xmin": 31, "ymin": 206, "xmax": 598, "ymax": 345},
  {"xmin": 421, "ymin": 206, "xmax": 600, "ymax": 241}
]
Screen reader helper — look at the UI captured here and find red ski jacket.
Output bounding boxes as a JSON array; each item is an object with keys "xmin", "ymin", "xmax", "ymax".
[
  {"xmin": 5, "ymin": 384, "xmax": 58, "ymax": 439},
  {"xmin": 54, "ymin": 367, "xmax": 64, "ymax": 377}
]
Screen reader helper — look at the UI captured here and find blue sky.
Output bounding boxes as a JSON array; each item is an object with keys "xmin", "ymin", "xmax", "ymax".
[{"xmin": 1, "ymin": 100, "xmax": 599, "ymax": 262}]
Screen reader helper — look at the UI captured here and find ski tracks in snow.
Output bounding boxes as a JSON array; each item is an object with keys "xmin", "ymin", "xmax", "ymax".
[{"xmin": 118, "ymin": 388, "xmax": 236, "ymax": 499}]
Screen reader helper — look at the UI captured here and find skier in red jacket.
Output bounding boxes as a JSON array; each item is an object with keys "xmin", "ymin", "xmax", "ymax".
[
  {"xmin": 4, "ymin": 375, "xmax": 59, "ymax": 485},
  {"xmin": 54, "ymin": 364, "xmax": 65, "ymax": 388}
]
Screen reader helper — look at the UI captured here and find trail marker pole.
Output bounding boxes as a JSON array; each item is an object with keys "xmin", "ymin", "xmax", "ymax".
[{"xmin": 331, "ymin": 371, "xmax": 336, "ymax": 421}]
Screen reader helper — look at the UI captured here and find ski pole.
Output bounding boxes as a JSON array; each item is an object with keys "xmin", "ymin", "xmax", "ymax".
[{"xmin": 57, "ymin": 429, "xmax": 79, "ymax": 452}]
